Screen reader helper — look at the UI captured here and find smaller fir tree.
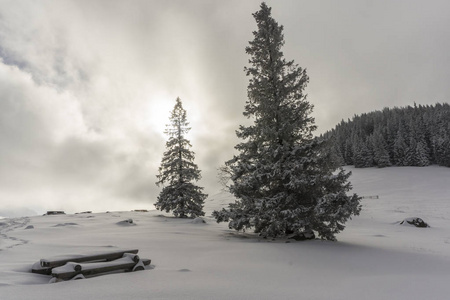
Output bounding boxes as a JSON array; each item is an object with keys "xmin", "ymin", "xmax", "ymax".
[{"xmin": 155, "ymin": 97, "xmax": 207, "ymax": 218}]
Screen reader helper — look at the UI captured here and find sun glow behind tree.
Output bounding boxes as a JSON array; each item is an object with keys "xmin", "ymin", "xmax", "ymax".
[{"xmin": 155, "ymin": 97, "xmax": 207, "ymax": 218}]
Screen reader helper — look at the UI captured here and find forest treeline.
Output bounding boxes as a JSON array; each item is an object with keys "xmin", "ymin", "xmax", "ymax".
[{"xmin": 324, "ymin": 103, "xmax": 450, "ymax": 168}]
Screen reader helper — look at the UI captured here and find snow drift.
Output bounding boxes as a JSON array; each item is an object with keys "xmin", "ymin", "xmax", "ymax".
[{"xmin": 0, "ymin": 166, "xmax": 450, "ymax": 299}]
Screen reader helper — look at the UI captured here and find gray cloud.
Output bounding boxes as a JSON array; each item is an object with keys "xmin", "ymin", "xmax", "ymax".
[
  {"xmin": 1, "ymin": 0, "xmax": 449, "ymax": 214},
  {"xmin": 273, "ymin": 0, "xmax": 450, "ymax": 130},
  {"xmin": 0, "ymin": 61, "xmax": 162, "ymax": 213}
]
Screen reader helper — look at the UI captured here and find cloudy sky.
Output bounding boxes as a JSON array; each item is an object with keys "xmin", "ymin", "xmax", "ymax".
[{"xmin": 1, "ymin": 0, "xmax": 449, "ymax": 215}]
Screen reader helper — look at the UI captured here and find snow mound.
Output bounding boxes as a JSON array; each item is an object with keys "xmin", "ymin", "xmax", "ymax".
[
  {"xmin": 203, "ymin": 191, "xmax": 237, "ymax": 216},
  {"xmin": 116, "ymin": 219, "xmax": 135, "ymax": 226},
  {"xmin": 191, "ymin": 217, "xmax": 206, "ymax": 224},
  {"xmin": 52, "ymin": 223, "xmax": 78, "ymax": 227}
]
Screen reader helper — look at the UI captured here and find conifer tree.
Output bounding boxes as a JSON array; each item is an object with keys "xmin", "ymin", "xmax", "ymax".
[
  {"xmin": 393, "ymin": 121, "xmax": 408, "ymax": 166},
  {"xmin": 353, "ymin": 138, "xmax": 373, "ymax": 168},
  {"xmin": 155, "ymin": 97, "xmax": 207, "ymax": 218},
  {"xmin": 372, "ymin": 130, "xmax": 391, "ymax": 168},
  {"xmin": 213, "ymin": 3, "xmax": 360, "ymax": 241},
  {"xmin": 415, "ymin": 140, "xmax": 430, "ymax": 166},
  {"xmin": 344, "ymin": 139, "xmax": 354, "ymax": 165},
  {"xmin": 436, "ymin": 134, "xmax": 450, "ymax": 167}
]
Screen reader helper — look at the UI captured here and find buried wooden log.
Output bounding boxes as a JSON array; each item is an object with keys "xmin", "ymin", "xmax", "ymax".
[
  {"xmin": 51, "ymin": 254, "xmax": 151, "ymax": 281},
  {"xmin": 73, "ymin": 264, "xmax": 82, "ymax": 272},
  {"xmin": 40, "ymin": 249, "xmax": 139, "ymax": 268}
]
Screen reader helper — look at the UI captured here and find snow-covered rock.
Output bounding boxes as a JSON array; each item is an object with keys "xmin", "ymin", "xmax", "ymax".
[{"xmin": 400, "ymin": 217, "xmax": 429, "ymax": 228}]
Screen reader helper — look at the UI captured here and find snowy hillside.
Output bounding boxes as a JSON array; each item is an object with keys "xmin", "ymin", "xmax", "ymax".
[{"xmin": 1, "ymin": 166, "xmax": 450, "ymax": 299}]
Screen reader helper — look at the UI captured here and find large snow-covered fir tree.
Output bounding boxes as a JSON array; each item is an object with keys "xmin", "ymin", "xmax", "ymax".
[
  {"xmin": 213, "ymin": 3, "xmax": 361, "ymax": 241},
  {"xmin": 155, "ymin": 97, "xmax": 207, "ymax": 218}
]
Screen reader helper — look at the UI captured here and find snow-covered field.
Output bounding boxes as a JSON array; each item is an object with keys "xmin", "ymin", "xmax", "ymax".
[{"xmin": 1, "ymin": 166, "xmax": 450, "ymax": 299}]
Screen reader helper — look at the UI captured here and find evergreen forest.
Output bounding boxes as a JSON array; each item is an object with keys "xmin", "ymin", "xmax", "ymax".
[{"xmin": 324, "ymin": 103, "xmax": 450, "ymax": 168}]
